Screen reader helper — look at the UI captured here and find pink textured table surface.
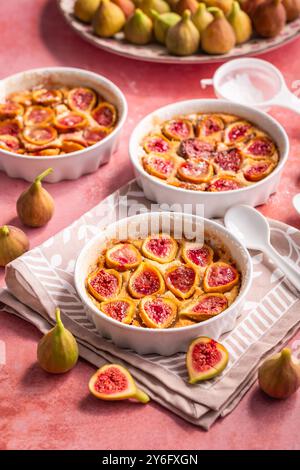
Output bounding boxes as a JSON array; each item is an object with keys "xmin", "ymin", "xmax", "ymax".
[{"xmin": 1, "ymin": 0, "xmax": 300, "ymax": 451}]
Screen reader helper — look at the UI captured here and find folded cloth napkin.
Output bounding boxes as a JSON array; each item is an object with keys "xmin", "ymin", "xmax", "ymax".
[{"xmin": 1, "ymin": 180, "xmax": 300, "ymax": 430}]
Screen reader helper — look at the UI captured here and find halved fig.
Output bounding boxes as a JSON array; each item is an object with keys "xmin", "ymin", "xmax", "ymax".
[
  {"xmin": 208, "ymin": 176, "xmax": 242, "ymax": 192},
  {"xmin": 162, "ymin": 119, "xmax": 194, "ymax": 141},
  {"xmin": 180, "ymin": 293, "xmax": 228, "ymax": 321},
  {"xmin": 186, "ymin": 337, "xmax": 229, "ymax": 383},
  {"xmin": 87, "ymin": 267, "xmax": 122, "ymax": 301},
  {"xmin": 177, "ymin": 158, "xmax": 213, "ymax": 183},
  {"xmin": 178, "ymin": 138, "xmax": 214, "ymax": 159},
  {"xmin": 100, "ymin": 298, "xmax": 135, "ymax": 324},
  {"xmin": 0, "ymin": 119, "xmax": 21, "ymax": 137},
  {"xmin": 142, "ymin": 234, "xmax": 178, "ymax": 263},
  {"xmin": 225, "ymin": 120, "xmax": 252, "ymax": 144},
  {"xmin": 0, "ymin": 135, "xmax": 21, "ymax": 152},
  {"xmin": 213, "ymin": 148, "xmax": 243, "ymax": 173},
  {"xmin": 24, "ymin": 105, "xmax": 54, "ymax": 126},
  {"xmin": 182, "ymin": 242, "xmax": 213, "ymax": 268},
  {"xmin": 54, "ymin": 112, "xmax": 87, "ymax": 131},
  {"xmin": 89, "ymin": 364, "xmax": 150, "ymax": 403},
  {"xmin": 92, "ymin": 102, "xmax": 117, "ymax": 128},
  {"xmin": 169, "ymin": 181, "xmax": 203, "ymax": 191},
  {"xmin": 32, "ymin": 88, "xmax": 63, "ymax": 105},
  {"xmin": 203, "ymin": 261, "xmax": 239, "ymax": 293},
  {"xmin": 165, "ymin": 264, "xmax": 198, "ymax": 299},
  {"xmin": 128, "ymin": 262, "xmax": 165, "ymax": 299},
  {"xmin": 139, "ymin": 296, "xmax": 177, "ymax": 329},
  {"xmin": 30, "ymin": 148, "xmax": 60, "ymax": 156},
  {"xmin": 0, "ymin": 102, "xmax": 23, "ymax": 119},
  {"xmin": 143, "ymin": 153, "xmax": 175, "ymax": 180},
  {"xmin": 143, "ymin": 134, "xmax": 171, "ymax": 154},
  {"xmin": 68, "ymin": 87, "xmax": 97, "ymax": 112},
  {"xmin": 196, "ymin": 115, "xmax": 224, "ymax": 140},
  {"xmin": 106, "ymin": 243, "xmax": 142, "ymax": 271},
  {"xmin": 83, "ymin": 127, "xmax": 109, "ymax": 145},
  {"xmin": 243, "ymin": 159, "xmax": 274, "ymax": 182},
  {"xmin": 243, "ymin": 136, "xmax": 275, "ymax": 159},
  {"xmin": 61, "ymin": 141, "xmax": 85, "ymax": 153},
  {"xmin": 9, "ymin": 90, "xmax": 32, "ymax": 106},
  {"xmin": 23, "ymin": 126, "xmax": 57, "ymax": 145}
]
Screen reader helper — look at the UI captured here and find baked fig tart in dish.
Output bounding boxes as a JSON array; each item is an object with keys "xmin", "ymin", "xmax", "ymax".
[{"xmin": 75, "ymin": 212, "xmax": 252, "ymax": 355}]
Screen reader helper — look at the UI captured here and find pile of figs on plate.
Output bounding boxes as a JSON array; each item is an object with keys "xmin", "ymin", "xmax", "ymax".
[{"xmin": 73, "ymin": 0, "xmax": 300, "ymax": 57}]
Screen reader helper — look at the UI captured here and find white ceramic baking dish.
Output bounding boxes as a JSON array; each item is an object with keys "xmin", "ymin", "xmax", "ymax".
[
  {"xmin": 129, "ymin": 99, "xmax": 289, "ymax": 219},
  {"xmin": 74, "ymin": 211, "xmax": 252, "ymax": 355},
  {"xmin": 0, "ymin": 67, "xmax": 127, "ymax": 183}
]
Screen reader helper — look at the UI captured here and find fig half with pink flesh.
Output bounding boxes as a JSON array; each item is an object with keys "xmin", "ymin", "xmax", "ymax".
[
  {"xmin": 243, "ymin": 136, "xmax": 275, "ymax": 159},
  {"xmin": 213, "ymin": 148, "xmax": 243, "ymax": 173},
  {"xmin": 68, "ymin": 87, "xmax": 97, "ymax": 112},
  {"xmin": 224, "ymin": 120, "xmax": 252, "ymax": 144},
  {"xmin": 128, "ymin": 262, "xmax": 165, "ymax": 299},
  {"xmin": 165, "ymin": 264, "xmax": 198, "ymax": 299},
  {"xmin": 142, "ymin": 234, "xmax": 178, "ymax": 263},
  {"xmin": 0, "ymin": 102, "xmax": 23, "ymax": 118},
  {"xmin": 177, "ymin": 158, "xmax": 213, "ymax": 183},
  {"xmin": 182, "ymin": 242, "xmax": 213, "ymax": 268},
  {"xmin": 203, "ymin": 261, "xmax": 239, "ymax": 293},
  {"xmin": 143, "ymin": 153, "xmax": 175, "ymax": 180},
  {"xmin": 100, "ymin": 298, "xmax": 135, "ymax": 324},
  {"xmin": 243, "ymin": 159, "xmax": 274, "ymax": 182},
  {"xmin": 0, "ymin": 135, "xmax": 21, "ymax": 152},
  {"xmin": 196, "ymin": 115, "xmax": 224, "ymax": 140},
  {"xmin": 106, "ymin": 243, "xmax": 142, "ymax": 270},
  {"xmin": 139, "ymin": 296, "xmax": 177, "ymax": 328},
  {"xmin": 89, "ymin": 364, "xmax": 150, "ymax": 403},
  {"xmin": 208, "ymin": 176, "xmax": 243, "ymax": 192},
  {"xmin": 0, "ymin": 119, "xmax": 21, "ymax": 137},
  {"xmin": 162, "ymin": 119, "xmax": 194, "ymax": 141},
  {"xmin": 92, "ymin": 102, "xmax": 117, "ymax": 127},
  {"xmin": 178, "ymin": 138, "xmax": 214, "ymax": 159},
  {"xmin": 24, "ymin": 106, "xmax": 54, "ymax": 126},
  {"xmin": 55, "ymin": 112, "xmax": 87, "ymax": 131},
  {"xmin": 143, "ymin": 134, "xmax": 171, "ymax": 154},
  {"xmin": 180, "ymin": 293, "xmax": 228, "ymax": 321},
  {"xmin": 87, "ymin": 268, "xmax": 122, "ymax": 301},
  {"xmin": 186, "ymin": 336, "xmax": 229, "ymax": 383}
]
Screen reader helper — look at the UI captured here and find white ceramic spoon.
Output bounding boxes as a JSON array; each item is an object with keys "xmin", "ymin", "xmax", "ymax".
[
  {"xmin": 293, "ymin": 194, "xmax": 300, "ymax": 215},
  {"xmin": 224, "ymin": 205, "xmax": 300, "ymax": 292}
]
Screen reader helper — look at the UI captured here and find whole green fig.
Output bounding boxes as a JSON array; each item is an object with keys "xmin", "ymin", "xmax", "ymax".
[
  {"xmin": 93, "ymin": 0, "xmax": 126, "ymax": 37},
  {"xmin": 166, "ymin": 10, "xmax": 200, "ymax": 56},
  {"xmin": 124, "ymin": 8, "xmax": 153, "ymax": 44},
  {"xmin": 74, "ymin": 0, "xmax": 101, "ymax": 23},
  {"xmin": 192, "ymin": 3, "xmax": 213, "ymax": 33},
  {"xmin": 140, "ymin": 0, "xmax": 170, "ymax": 18},
  {"xmin": 228, "ymin": 1, "xmax": 252, "ymax": 44},
  {"xmin": 152, "ymin": 10, "xmax": 181, "ymax": 44}
]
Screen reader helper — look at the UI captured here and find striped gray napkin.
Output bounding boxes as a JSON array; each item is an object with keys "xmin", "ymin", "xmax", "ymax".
[{"xmin": 1, "ymin": 180, "xmax": 300, "ymax": 429}]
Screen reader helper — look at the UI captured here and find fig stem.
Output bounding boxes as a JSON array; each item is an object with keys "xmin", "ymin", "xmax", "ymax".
[
  {"xmin": 182, "ymin": 9, "xmax": 191, "ymax": 20},
  {"xmin": 134, "ymin": 388, "xmax": 150, "ymax": 404},
  {"xmin": 55, "ymin": 307, "xmax": 64, "ymax": 331},
  {"xmin": 207, "ymin": 6, "xmax": 224, "ymax": 18},
  {"xmin": 0, "ymin": 225, "xmax": 9, "ymax": 237},
  {"xmin": 34, "ymin": 168, "xmax": 53, "ymax": 186},
  {"xmin": 280, "ymin": 348, "xmax": 292, "ymax": 361}
]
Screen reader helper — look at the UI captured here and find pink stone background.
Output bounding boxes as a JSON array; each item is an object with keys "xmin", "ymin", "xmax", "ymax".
[{"xmin": 0, "ymin": 0, "xmax": 300, "ymax": 450}]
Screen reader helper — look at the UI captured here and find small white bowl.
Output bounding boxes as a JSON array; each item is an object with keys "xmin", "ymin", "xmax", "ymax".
[
  {"xmin": 129, "ymin": 99, "xmax": 289, "ymax": 219},
  {"xmin": 0, "ymin": 67, "xmax": 128, "ymax": 183},
  {"xmin": 74, "ymin": 211, "xmax": 252, "ymax": 355}
]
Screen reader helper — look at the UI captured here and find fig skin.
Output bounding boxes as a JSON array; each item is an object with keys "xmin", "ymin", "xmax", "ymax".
[
  {"xmin": 0, "ymin": 225, "xmax": 29, "ymax": 267},
  {"xmin": 201, "ymin": 7, "xmax": 236, "ymax": 54},
  {"xmin": 139, "ymin": 0, "xmax": 170, "ymax": 18},
  {"xmin": 186, "ymin": 336, "xmax": 229, "ymax": 383},
  {"xmin": 253, "ymin": 0, "xmax": 287, "ymax": 38},
  {"xmin": 74, "ymin": 0, "xmax": 101, "ymax": 23},
  {"xmin": 282, "ymin": 0, "xmax": 300, "ymax": 20},
  {"xmin": 152, "ymin": 10, "xmax": 181, "ymax": 44},
  {"xmin": 175, "ymin": 0, "xmax": 199, "ymax": 15},
  {"xmin": 93, "ymin": 0, "xmax": 126, "ymax": 37},
  {"xmin": 166, "ymin": 10, "xmax": 200, "ymax": 56},
  {"xmin": 37, "ymin": 308, "xmax": 79, "ymax": 374},
  {"xmin": 111, "ymin": 0, "xmax": 135, "ymax": 18},
  {"xmin": 258, "ymin": 348, "xmax": 300, "ymax": 399},
  {"xmin": 192, "ymin": 2, "xmax": 214, "ymax": 33},
  {"xmin": 17, "ymin": 168, "xmax": 55, "ymax": 228},
  {"xmin": 204, "ymin": 0, "xmax": 234, "ymax": 15},
  {"xmin": 124, "ymin": 8, "xmax": 153, "ymax": 44},
  {"xmin": 228, "ymin": 1, "xmax": 252, "ymax": 43}
]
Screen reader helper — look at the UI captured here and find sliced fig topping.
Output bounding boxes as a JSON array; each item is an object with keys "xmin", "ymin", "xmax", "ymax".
[
  {"xmin": 92, "ymin": 102, "xmax": 117, "ymax": 128},
  {"xmin": 182, "ymin": 242, "xmax": 213, "ymax": 268},
  {"xmin": 165, "ymin": 264, "xmax": 198, "ymax": 299},
  {"xmin": 139, "ymin": 296, "xmax": 177, "ymax": 329},
  {"xmin": 243, "ymin": 159, "xmax": 274, "ymax": 182},
  {"xmin": 203, "ymin": 261, "xmax": 239, "ymax": 293},
  {"xmin": 30, "ymin": 148, "xmax": 60, "ymax": 156},
  {"xmin": 106, "ymin": 243, "xmax": 142, "ymax": 271},
  {"xmin": 61, "ymin": 141, "xmax": 85, "ymax": 153},
  {"xmin": 244, "ymin": 137, "xmax": 275, "ymax": 159},
  {"xmin": 208, "ymin": 176, "xmax": 242, "ymax": 192},
  {"xmin": 143, "ymin": 134, "xmax": 171, "ymax": 154},
  {"xmin": 128, "ymin": 262, "xmax": 165, "ymax": 299},
  {"xmin": 83, "ymin": 127, "xmax": 109, "ymax": 145},
  {"xmin": 177, "ymin": 158, "xmax": 213, "ymax": 183},
  {"xmin": 169, "ymin": 181, "xmax": 203, "ymax": 191},
  {"xmin": 225, "ymin": 121, "xmax": 252, "ymax": 144},
  {"xmin": 180, "ymin": 293, "xmax": 228, "ymax": 321},
  {"xmin": 100, "ymin": 298, "xmax": 135, "ymax": 324},
  {"xmin": 68, "ymin": 87, "xmax": 97, "ymax": 112},
  {"xmin": 143, "ymin": 153, "xmax": 175, "ymax": 180},
  {"xmin": 32, "ymin": 88, "xmax": 63, "ymax": 105},
  {"xmin": 55, "ymin": 112, "xmax": 87, "ymax": 131},
  {"xmin": 0, "ymin": 135, "xmax": 21, "ymax": 152},
  {"xmin": 213, "ymin": 148, "xmax": 243, "ymax": 172},
  {"xmin": 23, "ymin": 126, "xmax": 57, "ymax": 145},
  {"xmin": 142, "ymin": 234, "xmax": 178, "ymax": 263},
  {"xmin": 186, "ymin": 337, "xmax": 229, "ymax": 383},
  {"xmin": 87, "ymin": 268, "xmax": 122, "ymax": 301},
  {"xmin": 0, "ymin": 102, "xmax": 23, "ymax": 118},
  {"xmin": 197, "ymin": 115, "xmax": 224, "ymax": 138},
  {"xmin": 24, "ymin": 106, "xmax": 54, "ymax": 126},
  {"xmin": 0, "ymin": 119, "xmax": 21, "ymax": 137},
  {"xmin": 162, "ymin": 119, "xmax": 193, "ymax": 141},
  {"xmin": 178, "ymin": 138, "xmax": 214, "ymax": 159}
]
